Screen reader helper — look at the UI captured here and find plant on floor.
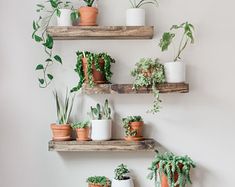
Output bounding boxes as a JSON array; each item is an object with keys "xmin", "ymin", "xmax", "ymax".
[
  {"xmin": 72, "ymin": 120, "xmax": 90, "ymax": 129},
  {"xmin": 83, "ymin": 0, "xmax": 96, "ymax": 7},
  {"xmin": 87, "ymin": 176, "xmax": 111, "ymax": 187},
  {"xmin": 88, "ymin": 99, "xmax": 111, "ymax": 120},
  {"xmin": 159, "ymin": 22, "xmax": 195, "ymax": 62},
  {"xmin": 114, "ymin": 164, "xmax": 130, "ymax": 180},
  {"xmin": 128, "ymin": 0, "xmax": 158, "ymax": 8},
  {"xmin": 131, "ymin": 58, "xmax": 165, "ymax": 114},
  {"xmin": 148, "ymin": 152, "xmax": 196, "ymax": 187},
  {"xmin": 122, "ymin": 116, "xmax": 143, "ymax": 136}
]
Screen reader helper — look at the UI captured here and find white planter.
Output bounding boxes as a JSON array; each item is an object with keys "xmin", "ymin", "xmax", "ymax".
[
  {"xmin": 57, "ymin": 9, "xmax": 72, "ymax": 26},
  {"xmin": 112, "ymin": 178, "xmax": 134, "ymax": 187},
  {"xmin": 164, "ymin": 61, "xmax": 186, "ymax": 83},
  {"xmin": 126, "ymin": 8, "xmax": 145, "ymax": 26},
  {"xmin": 91, "ymin": 120, "xmax": 112, "ymax": 141}
]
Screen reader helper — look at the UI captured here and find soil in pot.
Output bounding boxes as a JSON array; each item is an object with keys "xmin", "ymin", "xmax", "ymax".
[
  {"xmin": 51, "ymin": 124, "xmax": 72, "ymax": 141},
  {"xmin": 76, "ymin": 128, "xmax": 90, "ymax": 141},
  {"xmin": 125, "ymin": 121, "xmax": 144, "ymax": 141},
  {"xmin": 79, "ymin": 7, "xmax": 98, "ymax": 26}
]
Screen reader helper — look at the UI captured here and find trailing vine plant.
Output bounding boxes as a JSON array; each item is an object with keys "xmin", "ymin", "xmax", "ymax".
[
  {"xmin": 128, "ymin": 0, "xmax": 158, "ymax": 8},
  {"xmin": 131, "ymin": 58, "xmax": 165, "ymax": 114},
  {"xmin": 122, "ymin": 116, "xmax": 143, "ymax": 136}
]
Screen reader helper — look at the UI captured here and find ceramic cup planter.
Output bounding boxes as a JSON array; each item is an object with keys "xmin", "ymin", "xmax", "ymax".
[
  {"xmin": 76, "ymin": 128, "xmax": 90, "ymax": 141},
  {"xmin": 91, "ymin": 120, "xmax": 112, "ymax": 141},
  {"xmin": 79, "ymin": 6, "xmax": 98, "ymax": 26},
  {"xmin": 57, "ymin": 9, "xmax": 72, "ymax": 26},
  {"xmin": 125, "ymin": 121, "xmax": 144, "ymax": 141},
  {"xmin": 164, "ymin": 61, "xmax": 186, "ymax": 83},
  {"xmin": 126, "ymin": 8, "xmax": 145, "ymax": 26},
  {"xmin": 112, "ymin": 178, "xmax": 134, "ymax": 187},
  {"xmin": 51, "ymin": 124, "xmax": 72, "ymax": 141}
]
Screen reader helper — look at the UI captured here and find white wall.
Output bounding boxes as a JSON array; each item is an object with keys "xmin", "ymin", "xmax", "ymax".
[{"xmin": 0, "ymin": 0, "xmax": 235, "ymax": 186}]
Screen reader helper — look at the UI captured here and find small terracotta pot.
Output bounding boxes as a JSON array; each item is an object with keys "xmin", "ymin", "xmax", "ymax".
[
  {"xmin": 51, "ymin": 124, "xmax": 72, "ymax": 141},
  {"xmin": 129, "ymin": 121, "xmax": 144, "ymax": 137},
  {"xmin": 89, "ymin": 184, "xmax": 109, "ymax": 187},
  {"xmin": 79, "ymin": 7, "xmax": 98, "ymax": 26},
  {"xmin": 76, "ymin": 128, "xmax": 90, "ymax": 141}
]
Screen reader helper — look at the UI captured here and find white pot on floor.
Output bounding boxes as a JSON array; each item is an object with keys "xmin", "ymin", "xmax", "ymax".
[
  {"xmin": 91, "ymin": 120, "xmax": 112, "ymax": 141},
  {"xmin": 112, "ymin": 178, "xmax": 134, "ymax": 187},
  {"xmin": 57, "ymin": 9, "xmax": 72, "ymax": 26},
  {"xmin": 164, "ymin": 61, "xmax": 186, "ymax": 83},
  {"xmin": 126, "ymin": 8, "xmax": 145, "ymax": 26}
]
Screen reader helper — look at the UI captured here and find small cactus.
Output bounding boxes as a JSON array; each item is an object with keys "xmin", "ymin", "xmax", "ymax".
[{"xmin": 88, "ymin": 99, "xmax": 112, "ymax": 120}]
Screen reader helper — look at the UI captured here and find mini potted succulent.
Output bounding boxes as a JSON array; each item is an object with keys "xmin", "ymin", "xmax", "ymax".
[
  {"xmin": 79, "ymin": 0, "xmax": 98, "ymax": 26},
  {"xmin": 71, "ymin": 51, "xmax": 115, "ymax": 92},
  {"xmin": 148, "ymin": 152, "xmax": 196, "ymax": 187},
  {"xmin": 72, "ymin": 120, "xmax": 90, "ymax": 141},
  {"xmin": 131, "ymin": 58, "xmax": 165, "ymax": 114},
  {"xmin": 159, "ymin": 22, "xmax": 195, "ymax": 83},
  {"xmin": 122, "ymin": 116, "xmax": 144, "ymax": 141},
  {"xmin": 112, "ymin": 164, "xmax": 134, "ymax": 187},
  {"xmin": 87, "ymin": 176, "xmax": 111, "ymax": 187},
  {"xmin": 126, "ymin": 0, "xmax": 158, "ymax": 26},
  {"xmin": 51, "ymin": 90, "xmax": 75, "ymax": 141},
  {"xmin": 88, "ymin": 99, "xmax": 112, "ymax": 141}
]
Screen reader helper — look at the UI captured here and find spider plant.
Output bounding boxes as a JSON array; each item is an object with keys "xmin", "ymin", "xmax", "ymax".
[{"xmin": 128, "ymin": 0, "xmax": 158, "ymax": 8}]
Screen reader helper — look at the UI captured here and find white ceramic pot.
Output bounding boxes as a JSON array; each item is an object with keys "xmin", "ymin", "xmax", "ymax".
[
  {"xmin": 164, "ymin": 61, "xmax": 186, "ymax": 83},
  {"xmin": 112, "ymin": 178, "xmax": 134, "ymax": 187},
  {"xmin": 126, "ymin": 8, "xmax": 145, "ymax": 26},
  {"xmin": 91, "ymin": 120, "xmax": 112, "ymax": 141},
  {"xmin": 57, "ymin": 9, "xmax": 72, "ymax": 26}
]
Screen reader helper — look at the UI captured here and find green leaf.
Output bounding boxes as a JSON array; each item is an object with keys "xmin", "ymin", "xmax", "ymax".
[
  {"xmin": 43, "ymin": 35, "xmax": 53, "ymax": 49},
  {"xmin": 46, "ymin": 58, "xmax": 52, "ymax": 62},
  {"xmin": 34, "ymin": 35, "xmax": 43, "ymax": 42},
  {"xmin": 50, "ymin": 0, "xmax": 58, "ymax": 8},
  {"xmin": 47, "ymin": 74, "xmax": 54, "ymax": 80},
  {"xmin": 70, "ymin": 12, "xmax": 78, "ymax": 22},
  {"xmin": 159, "ymin": 32, "xmax": 175, "ymax": 51},
  {"xmin": 36, "ymin": 64, "xmax": 44, "ymax": 70},
  {"xmin": 38, "ymin": 79, "xmax": 44, "ymax": 85},
  {"xmin": 54, "ymin": 55, "xmax": 62, "ymax": 64},
  {"xmin": 56, "ymin": 9, "xmax": 61, "ymax": 17},
  {"xmin": 33, "ymin": 21, "xmax": 37, "ymax": 30},
  {"xmin": 36, "ymin": 4, "xmax": 44, "ymax": 8}
]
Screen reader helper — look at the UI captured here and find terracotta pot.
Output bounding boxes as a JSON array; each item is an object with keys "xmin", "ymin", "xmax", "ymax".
[
  {"xmin": 76, "ymin": 128, "xmax": 90, "ymax": 141},
  {"xmin": 82, "ymin": 57, "xmax": 107, "ymax": 84},
  {"xmin": 51, "ymin": 124, "xmax": 72, "ymax": 141},
  {"xmin": 79, "ymin": 7, "xmax": 98, "ymax": 26},
  {"xmin": 130, "ymin": 121, "xmax": 144, "ymax": 137},
  {"xmin": 89, "ymin": 184, "xmax": 109, "ymax": 187}
]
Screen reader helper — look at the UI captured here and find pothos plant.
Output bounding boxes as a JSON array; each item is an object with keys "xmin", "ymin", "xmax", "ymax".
[
  {"xmin": 87, "ymin": 176, "xmax": 111, "ymax": 187},
  {"xmin": 131, "ymin": 58, "xmax": 165, "ymax": 114},
  {"xmin": 114, "ymin": 164, "xmax": 130, "ymax": 180},
  {"xmin": 71, "ymin": 51, "xmax": 115, "ymax": 92},
  {"xmin": 159, "ymin": 22, "xmax": 195, "ymax": 62},
  {"xmin": 148, "ymin": 152, "xmax": 196, "ymax": 187},
  {"xmin": 32, "ymin": 0, "xmax": 78, "ymax": 88},
  {"xmin": 122, "ymin": 116, "xmax": 143, "ymax": 136},
  {"xmin": 128, "ymin": 0, "xmax": 158, "ymax": 8}
]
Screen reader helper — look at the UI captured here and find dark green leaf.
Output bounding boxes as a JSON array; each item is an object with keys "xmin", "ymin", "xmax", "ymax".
[
  {"xmin": 47, "ymin": 74, "xmax": 54, "ymax": 80},
  {"xmin": 38, "ymin": 79, "xmax": 45, "ymax": 85},
  {"xmin": 46, "ymin": 58, "xmax": 52, "ymax": 62},
  {"xmin": 36, "ymin": 64, "xmax": 44, "ymax": 70},
  {"xmin": 56, "ymin": 9, "xmax": 61, "ymax": 17},
  {"xmin": 43, "ymin": 35, "xmax": 53, "ymax": 49},
  {"xmin": 50, "ymin": 0, "xmax": 58, "ymax": 8},
  {"xmin": 36, "ymin": 4, "xmax": 44, "ymax": 8},
  {"xmin": 54, "ymin": 55, "xmax": 62, "ymax": 64},
  {"xmin": 33, "ymin": 21, "xmax": 37, "ymax": 30},
  {"xmin": 70, "ymin": 12, "xmax": 78, "ymax": 22},
  {"xmin": 34, "ymin": 35, "xmax": 43, "ymax": 42}
]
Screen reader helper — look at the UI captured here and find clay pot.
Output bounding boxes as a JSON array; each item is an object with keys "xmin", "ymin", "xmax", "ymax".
[
  {"xmin": 125, "ymin": 121, "xmax": 144, "ymax": 141},
  {"xmin": 89, "ymin": 184, "xmax": 109, "ymax": 187},
  {"xmin": 79, "ymin": 7, "xmax": 98, "ymax": 26},
  {"xmin": 76, "ymin": 128, "xmax": 90, "ymax": 141},
  {"xmin": 82, "ymin": 57, "xmax": 107, "ymax": 84},
  {"xmin": 51, "ymin": 124, "xmax": 72, "ymax": 141}
]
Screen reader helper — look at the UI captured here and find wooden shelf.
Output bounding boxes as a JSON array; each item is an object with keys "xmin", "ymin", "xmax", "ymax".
[
  {"xmin": 47, "ymin": 26, "xmax": 154, "ymax": 40},
  {"xmin": 49, "ymin": 139, "xmax": 158, "ymax": 152},
  {"xmin": 82, "ymin": 83, "xmax": 189, "ymax": 94}
]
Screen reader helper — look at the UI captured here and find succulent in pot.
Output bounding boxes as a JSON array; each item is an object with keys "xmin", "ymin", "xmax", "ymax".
[
  {"xmin": 88, "ymin": 99, "xmax": 112, "ymax": 141},
  {"xmin": 131, "ymin": 58, "xmax": 165, "ymax": 114},
  {"xmin": 51, "ymin": 90, "xmax": 75, "ymax": 141},
  {"xmin": 148, "ymin": 152, "xmax": 196, "ymax": 187},
  {"xmin": 87, "ymin": 176, "xmax": 111, "ymax": 187},
  {"xmin": 159, "ymin": 22, "xmax": 195, "ymax": 83},
  {"xmin": 126, "ymin": 0, "xmax": 158, "ymax": 26},
  {"xmin": 79, "ymin": 0, "xmax": 98, "ymax": 26},
  {"xmin": 112, "ymin": 164, "xmax": 134, "ymax": 187},
  {"xmin": 72, "ymin": 120, "xmax": 90, "ymax": 141},
  {"xmin": 122, "ymin": 116, "xmax": 144, "ymax": 141}
]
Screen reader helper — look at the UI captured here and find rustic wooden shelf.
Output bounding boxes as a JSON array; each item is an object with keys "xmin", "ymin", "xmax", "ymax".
[
  {"xmin": 47, "ymin": 26, "xmax": 154, "ymax": 40},
  {"xmin": 49, "ymin": 139, "xmax": 158, "ymax": 152},
  {"xmin": 82, "ymin": 83, "xmax": 189, "ymax": 94}
]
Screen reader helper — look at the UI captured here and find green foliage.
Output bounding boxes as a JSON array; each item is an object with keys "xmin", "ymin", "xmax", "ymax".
[
  {"xmin": 114, "ymin": 164, "xmax": 130, "ymax": 180},
  {"xmin": 71, "ymin": 120, "xmax": 90, "ymax": 129},
  {"xmin": 131, "ymin": 58, "xmax": 165, "ymax": 114},
  {"xmin": 71, "ymin": 51, "xmax": 115, "ymax": 92},
  {"xmin": 159, "ymin": 22, "xmax": 195, "ymax": 62},
  {"xmin": 54, "ymin": 90, "xmax": 75, "ymax": 124},
  {"xmin": 83, "ymin": 0, "xmax": 95, "ymax": 7},
  {"xmin": 88, "ymin": 99, "xmax": 112, "ymax": 120},
  {"xmin": 128, "ymin": 0, "xmax": 158, "ymax": 8},
  {"xmin": 147, "ymin": 152, "xmax": 196, "ymax": 187},
  {"xmin": 86, "ymin": 176, "xmax": 111, "ymax": 186},
  {"xmin": 122, "ymin": 116, "xmax": 143, "ymax": 136}
]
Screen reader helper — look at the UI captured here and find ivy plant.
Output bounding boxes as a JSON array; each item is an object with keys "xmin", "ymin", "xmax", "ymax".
[
  {"xmin": 88, "ymin": 99, "xmax": 112, "ymax": 120},
  {"xmin": 159, "ymin": 22, "xmax": 195, "ymax": 62},
  {"xmin": 128, "ymin": 0, "xmax": 158, "ymax": 8},
  {"xmin": 83, "ymin": 0, "xmax": 95, "ymax": 7},
  {"xmin": 122, "ymin": 116, "xmax": 143, "ymax": 136},
  {"xmin": 131, "ymin": 58, "xmax": 165, "ymax": 114},
  {"xmin": 71, "ymin": 120, "xmax": 90, "ymax": 129},
  {"xmin": 87, "ymin": 176, "xmax": 111, "ymax": 187},
  {"xmin": 148, "ymin": 152, "xmax": 196, "ymax": 187},
  {"xmin": 114, "ymin": 164, "xmax": 130, "ymax": 180}
]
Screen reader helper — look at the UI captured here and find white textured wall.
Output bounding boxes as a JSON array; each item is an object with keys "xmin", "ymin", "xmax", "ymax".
[{"xmin": 0, "ymin": 0, "xmax": 235, "ymax": 186}]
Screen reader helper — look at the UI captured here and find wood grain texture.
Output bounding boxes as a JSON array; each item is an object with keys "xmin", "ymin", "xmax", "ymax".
[
  {"xmin": 48, "ymin": 139, "xmax": 158, "ymax": 152},
  {"xmin": 47, "ymin": 26, "xmax": 154, "ymax": 40}
]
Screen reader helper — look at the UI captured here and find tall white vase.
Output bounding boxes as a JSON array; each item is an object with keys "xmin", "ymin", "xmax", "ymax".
[
  {"xmin": 126, "ymin": 8, "xmax": 145, "ymax": 26},
  {"xmin": 164, "ymin": 61, "xmax": 186, "ymax": 83},
  {"xmin": 57, "ymin": 9, "xmax": 72, "ymax": 26},
  {"xmin": 112, "ymin": 178, "xmax": 134, "ymax": 187},
  {"xmin": 91, "ymin": 120, "xmax": 112, "ymax": 141}
]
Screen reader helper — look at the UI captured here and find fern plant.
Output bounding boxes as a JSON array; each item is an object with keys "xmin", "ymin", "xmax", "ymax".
[
  {"xmin": 122, "ymin": 116, "xmax": 143, "ymax": 136},
  {"xmin": 148, "ymin": 152, "xmax": 196, "ymax": 187},
  {"xmin": 129, "ymin": 0, "xmax": 158, "ymax": 8},
  {"xmin": 87, "ymin": 176, "xmax": 111, "ymax": 187},
  {"xmin": 88, "ymin": 99, "xmax": 112, "ymax": 120},
  {"xmin": 114, "ymin": 164, "xmax": 130, "ymax": 180}
]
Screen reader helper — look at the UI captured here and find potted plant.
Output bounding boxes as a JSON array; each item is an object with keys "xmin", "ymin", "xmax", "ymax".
[
  {"xmin": 87, "ymin": 176, "xmax": 111, "ymax": 187},
  {"xmin": 88, "ymin": 99, "xmax": 112, "ymax": 141},
  {"xmin": 71, "ymin": 51, "xmax": 115, "ymax": 92},
  {"xmin": 112, "ymin": 164, "xmax": 134, "ymax": 187},
  {"xmin": 159, "ymin": 22, "xmax": 195, "ymax": 83},
  {"xmin": 126, "ymin": 0, "xmax": 158, "ymax": 26},
  {"xmin": 131, "ymin": 58, "xmax": 165, "ymax": 114},
  {"xmin": 79, "ymin": 0, "xmax": 98, "ymax": 26},
  {"xmin": 72, "ymin": 120, "xmax": 90, "ymax": 141},
  {"xmin": 148, "ymin": 152, "xmax": 196, "ymax": 187},
  {"xmin": 122, "ymin": 116, "xmax": 144, "ymax": 141},
  {"xmin": 51, "ymin": 90, "xmax": 75, "ymax": 141}
]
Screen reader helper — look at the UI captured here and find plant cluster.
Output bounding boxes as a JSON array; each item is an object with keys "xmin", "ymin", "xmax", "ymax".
[
  {"xmin": 128, "ymin": 0, "xmax": 158, "ymax": 8},
  {"xmin": 131, "ymin": 58, "xmax": 165, "ymax": 114},
  {"xmin": 122, "ymin": 116, "xmax": 143, "ymax": 136},
  {"xmin": 83, "ymin": 0, "xmax": 96, "ymax": 7},
  {"xmin": 88, "ymin": 99, "xmax": 112, "ymax": 120},
  {"xmin": 71, "ymin": 120, "xmax": 90, "ymax": 129},
  {"xmin": 148, "ymin": 152, "xmax": 196, "ymax": 187},
  {"xmin": 114, "ymin": 164, "xmax": 130, "ymax": 180},
  {"xmin": 71, "ymin": 51, "xmax": 115, "ymax": 92},
  {"xmin": 87, "ymin": 176, "xmax": 111, "ymax": 186},
  {"xmin": 159, "ymin": 22, "xmax": 195, "ymax": 62}
]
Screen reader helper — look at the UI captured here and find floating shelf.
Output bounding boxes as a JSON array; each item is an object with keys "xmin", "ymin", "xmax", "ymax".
[
  {"xmin": 47, "ymin": 26, "xmax": 154, "ymax": 40},
  {"xmin": 49, "ymin": 139, "xmax": 158, "ymax": 152},
  {"xmin": 82, "ymin": 83, "xmax": 189, "ymax": 94}
]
